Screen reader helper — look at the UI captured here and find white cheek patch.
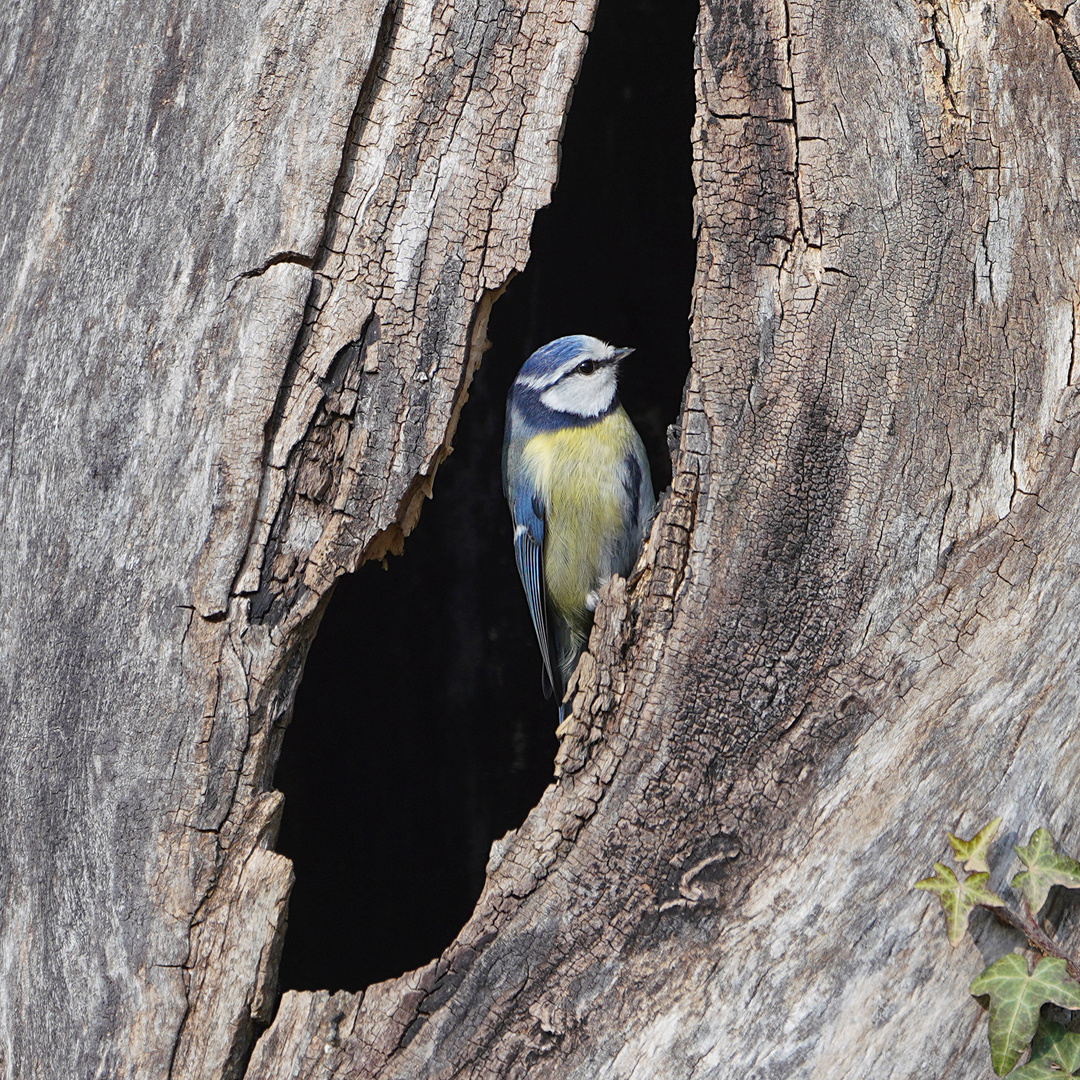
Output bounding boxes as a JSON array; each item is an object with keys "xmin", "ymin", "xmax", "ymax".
[{"xmin": 540, "ymin": 368, "xmax": 617, "ymax": 417}]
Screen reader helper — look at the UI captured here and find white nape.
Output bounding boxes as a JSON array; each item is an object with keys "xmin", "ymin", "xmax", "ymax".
[{"xmin": 540, "ymin": 363, "xmax": 618, "ymax": 417}]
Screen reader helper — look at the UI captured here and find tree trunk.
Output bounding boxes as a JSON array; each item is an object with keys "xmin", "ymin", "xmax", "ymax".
[
  {"xmin": 4, "ymin": 0, "xmax": 1080, "ymax": 1078},
  {"xmin": 0, "ymin": 0, "xmax": 589, "ymax": 1075}
]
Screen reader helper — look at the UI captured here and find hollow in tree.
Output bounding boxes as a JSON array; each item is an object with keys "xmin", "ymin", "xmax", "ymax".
[{"xmin": 3, "ymin": 0, "xmax": 1080, "ymax": 1077}]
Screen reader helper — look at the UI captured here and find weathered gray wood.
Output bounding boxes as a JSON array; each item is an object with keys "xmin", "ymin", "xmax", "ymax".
[
  {"xmin": 241, "ymin": 0, "xmax": 1080, "ymax": 1077},
  {"xmin": 0, "ymin": 0, "xmax": 592, "ymax": 1076},
  {"xmin": 7, "ymin": 0, "xmax": 1080, "ymax": 1075}
]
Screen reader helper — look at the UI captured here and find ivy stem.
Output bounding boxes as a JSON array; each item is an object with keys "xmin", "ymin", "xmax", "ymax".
[{"xmin": 987, "ymin": 902, "xmax": 1080, "ymax": 982}]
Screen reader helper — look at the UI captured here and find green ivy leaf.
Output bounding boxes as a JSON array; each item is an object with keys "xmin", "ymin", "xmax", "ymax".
[
  {"xmin": 1008, "ymin": 1019, "xmax": 1080, "ymax": 1078},
  {"xmin": 1008, "ymin": 1060, "xmax": 1073, "ymax": 1079},
  {"xmin": 915, "ymin": 863, "xmax": 1004, "ymax": 946},
  {"xmin": 1008, "ymin": 1062, "xmax": 1069, "ymax": 1079},
  {"xmin": 950, "ymin": 817, "xmax": 1003, "ymax": 873},
  {"xmin": 970, "ymin": 955, "xmax": 1080, "ymax": 1076},
  {"xmin": 1012, "ymin": 829, "xmax": 1080, "ymax": 914},
  {"xmin": 1010, "ymin": 1018, "xmax": 1080, "ymax": 1078}
]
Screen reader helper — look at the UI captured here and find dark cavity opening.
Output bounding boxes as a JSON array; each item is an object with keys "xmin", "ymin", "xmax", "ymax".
[{"xmin": 274, "ymin": 0, "xmax": 697, "ymax": 993}]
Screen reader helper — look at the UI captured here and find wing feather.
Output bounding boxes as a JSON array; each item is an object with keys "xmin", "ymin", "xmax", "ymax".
[
  {"xmin": 511, "ymin": 485, "xmax": 557, "ymax": 698},
  {"xmin": 617, "ymin": 435, "xmax": 656, "ymax": 576},
  {"xmin": 622, "ymin": 451, "xmax": 644, "ymax": 534}
]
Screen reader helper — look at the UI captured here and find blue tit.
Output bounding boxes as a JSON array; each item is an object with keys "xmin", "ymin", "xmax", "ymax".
[{"xmin": 502, "ymin": 335, "xmax": 655, "ymax": 716}]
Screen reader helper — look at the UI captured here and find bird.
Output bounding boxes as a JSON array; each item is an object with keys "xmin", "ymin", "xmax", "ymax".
[{"xmin": 502, "ymin": 335, "xmax": 655, "ymax": 719}]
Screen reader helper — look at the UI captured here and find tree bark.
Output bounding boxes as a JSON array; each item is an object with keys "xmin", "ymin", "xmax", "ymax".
[
  {"xmin": 4, "ymin": 0, "xmax": 1080, "ymax": 1078},
  {"xmin": 0, "ymin": 0, "xmax": 591, "ymax": 1076}
]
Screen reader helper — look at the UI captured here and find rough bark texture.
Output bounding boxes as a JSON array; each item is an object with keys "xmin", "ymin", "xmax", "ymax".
[
  {"xmin": 247, "ymin": 0, "xmax": 1080, "ymax": 1076},
  {"xmin": 0, "ymin": 0, "xmax": 591, "ymax": 1076},
  {"xmin": 5, "ymin": 0, "xmax": 1080, "ymax": 1077}
]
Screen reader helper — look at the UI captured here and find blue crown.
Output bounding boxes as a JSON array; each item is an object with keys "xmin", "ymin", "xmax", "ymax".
[{"xmin": 517, "ymin": 335, "xmax": 599, "ymax": 381}]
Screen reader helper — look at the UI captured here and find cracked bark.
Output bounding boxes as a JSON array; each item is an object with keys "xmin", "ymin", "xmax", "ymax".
[
  {"xmin": 0, "ymin": 0, "xmax": 592, "ymax": 1076},
  {"xmin": 4, "ymin": 0, "xmax": 1080, "ymax": 1079}
]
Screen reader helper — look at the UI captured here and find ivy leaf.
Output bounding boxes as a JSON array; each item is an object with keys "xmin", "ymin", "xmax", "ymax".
[
  {"xmin": 1008, "ymin": 1062, "xmax": 1069, "ymax": 1080},
  {"xmin": 1007, "ymin": 1018, "xmax": 1080, "ymax": 1078},
  {"xmin": 1008, "ymin": 1019, "xmax": 1080, "ymax": 1078},
  {"xmin": 970, "ymin": 955, "xmax": 1080, "ymax": 1076},
  {"xmin": 949, "ymin": 817, "xmax": 1003, "ymax": 873},
  {"xmin": 1008, "ymin": 1059, "xmax": 1074, "ymax": 1079},
  {"xmin": 915, "ymin": 863, "xmax": 1004, "ymax": 946},
  {"xmin": 1012, "ymin": 829, "xmax": 1080, "ymax": 914}
]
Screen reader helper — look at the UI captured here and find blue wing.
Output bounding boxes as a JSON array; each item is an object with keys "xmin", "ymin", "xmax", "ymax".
[
  {"xmin": 623, "ymin": 452, "xmax": 645, "ymax": 535},
  {"xmin": 616, "ymin": 433, "xmax": 656, "ymax": 577},
  {"xmin": 510, "ymin": 481, "xmax": 557, "ymax": 699}
]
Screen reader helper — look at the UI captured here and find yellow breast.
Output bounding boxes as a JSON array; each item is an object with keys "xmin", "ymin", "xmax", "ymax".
[{"xmin": 520, "ymin": 408, "xmax": 636, "ymax": 636}]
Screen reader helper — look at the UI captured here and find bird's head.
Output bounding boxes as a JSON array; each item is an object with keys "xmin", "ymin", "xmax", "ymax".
[{"xmin": 513, "ymin": 335, "xmax": 634, "ymax": 419}]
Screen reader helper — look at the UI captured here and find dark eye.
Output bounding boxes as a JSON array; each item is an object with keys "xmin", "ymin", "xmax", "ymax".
[{"xmin": 576, "ymin": 360, "xmax": 596, "ymax": 375}]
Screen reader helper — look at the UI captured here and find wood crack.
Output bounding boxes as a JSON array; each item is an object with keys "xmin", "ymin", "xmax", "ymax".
[
  {"xmin": 1017, "ymin": 0, "xmax": 1080, "ymax": 92},
  {"xmin": 258, "ymin": 0, "xmax": 400, "ymax": 461},
  {"xmin": 1041, "ymin": 6, "xmax": 1080, "ymax": 91}
]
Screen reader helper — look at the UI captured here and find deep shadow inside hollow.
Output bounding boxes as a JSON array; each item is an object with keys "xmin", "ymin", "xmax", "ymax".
[{"xmin": 274, "ymin": 0, "xmax": 698, "ymax": 993}]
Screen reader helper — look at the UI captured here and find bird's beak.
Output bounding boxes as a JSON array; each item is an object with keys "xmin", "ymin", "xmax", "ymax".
[{"xmin": 612, "ymin": 347, "xmax": 636, "ymax": 362}]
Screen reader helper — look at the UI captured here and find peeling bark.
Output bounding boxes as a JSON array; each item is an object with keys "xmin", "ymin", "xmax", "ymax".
[{"xmin": 4, "ymin": 0, "xmax": 1080, "ymax": 1077}]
